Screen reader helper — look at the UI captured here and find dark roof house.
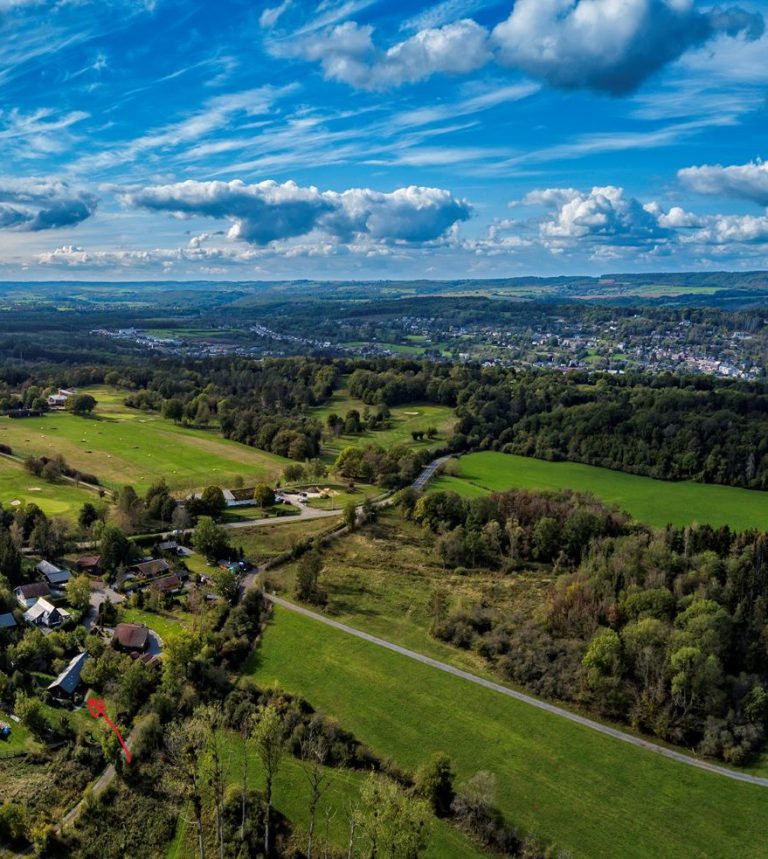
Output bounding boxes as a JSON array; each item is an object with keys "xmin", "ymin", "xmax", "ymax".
[
  {"xmin": 0, "ymin": 613, "xmax": 17, "ymax": 630},
  {"xmin": 130, "ymin": 559, "xmax": 170, "ymax": 579},
  {"xmin": 113, "ymin": 622, "xmax": 149, "ymax": 652},
  {"xmin": 76, "ymin": 555, "xmax": 102, "ymax": 574},
  {"xmin": 14, "ymin": 582, "xmax": 51, "ymax": 609},
  {"xmin": 36, "ymin": 561, "xmax": 71, "ymax": 587},
  {"xmin": 150, "ymin": 574, "xmax": 182, "ymax": 594},
  {"xmin": 48, "ymin": 652, "xmax": 88, "ymax": 699}
]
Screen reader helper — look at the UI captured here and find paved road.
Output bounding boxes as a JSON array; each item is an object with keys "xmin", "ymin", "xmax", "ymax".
[
  {"xmin": 412, "ymin": 454, "xmax": 452, "ymax": 491},
  {"xmin": 264, "ymin": 594, "xmax": 768, "ymax": 789}
]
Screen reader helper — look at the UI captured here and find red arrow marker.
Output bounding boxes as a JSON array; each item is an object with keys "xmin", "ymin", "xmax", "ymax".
[{"xmin": 87, "ymin": 698, "xmax": 131, "ymax": 764}]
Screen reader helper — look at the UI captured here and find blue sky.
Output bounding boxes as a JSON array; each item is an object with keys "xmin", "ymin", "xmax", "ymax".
[{"xmin": 2, "ymin": 0, "xmax": 768, "ymax": 279}]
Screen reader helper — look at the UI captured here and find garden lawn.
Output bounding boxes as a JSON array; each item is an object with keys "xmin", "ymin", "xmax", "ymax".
[
  {"xmin": 432, "ymin": 451, "xmax": 768, "ymax": 530},
  {"xmin": 312, "ymin": 388, "xmax": 455, "ymax": 461},
  {"xmin": 0, "ymin": 712, "xmax": 40, "ymax": 757},
  {"xmin": 0, "ymin": 456, "xmax": 97, "ymax": 520},
  {"xmin": 249, "ymin": 606, "xmax": 766, "ymax": 859},
  {"xmin": 120, "ymin": 606, "xmax": 195, "ymax": 640},
  {"xmin": 0, "ymin": 385, "xmax": 291, "ymax": 494}
]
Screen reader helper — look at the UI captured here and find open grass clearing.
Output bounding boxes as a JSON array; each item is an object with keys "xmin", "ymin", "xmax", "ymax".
[
  {"xmin": 432, "ymin": 451, "xmax": 768, "ymax": 530},
  {"xmin": 312, "ymin": 387, "xmax": 455, "ymax": 461},
  {"xmin": 119, "ymin": 605, "xmax": 198, "ymax": 640},
  {"xmin": 249, "ymin": 606, "xmax": 766, "ymax": 859},
  {"xmin": 0, "ymin": 385, "xmax": 291, "ymax": 494},
  {"xmin": 268, "ymin": 511, "xmax": 551, "ymax": 673}
]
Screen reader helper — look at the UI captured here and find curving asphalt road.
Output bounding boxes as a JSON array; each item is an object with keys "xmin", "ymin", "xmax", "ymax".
[
  {"xmin": 412, "ymin": 454, "xmax": 452, "ymax": 491},
  {"xmin": 263, "ymin": 594, "xmax": 768, "ymax": 789}
]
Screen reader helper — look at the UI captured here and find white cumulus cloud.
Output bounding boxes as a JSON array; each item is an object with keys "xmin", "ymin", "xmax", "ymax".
[
  {"xmin": 678, "ymin": 158, "xmax": 768, "ymax": 206},
  {"xmin": 277, "ymin": 0, "xmax": 762, "ymax": 93},
  {"xmin": 122, "ymin": 178, "xmax": 472, "ymax": 246},
  {"xmin": 0, "ymin": 178, "xmax": 96, "ymax": 231},
  {"xmin": 279, "ymin": 18, "xmax": 491, "ymax": 90},
  {"xmin": 492, "ymin": 0, "xmax": 763, "ymax": 94}
]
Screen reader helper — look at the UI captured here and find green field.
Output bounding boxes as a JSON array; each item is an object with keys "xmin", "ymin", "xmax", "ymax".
[
  {"xmin": 250, "ymin": 607, "xmax": 766, "ymax": 859},
  {"xmin": 432, "ymin": 452, "xmax": 768, "ymax": 530},
  {"xmin": 0, "ymin": 386, "xmax": 291, "ymax": 494},
  {"xmin": 312, "ymin": 389, "xmax": 455, "ymax": 461},
  {"xmin": 0, "ymin": 456, "xmax": 98, "ymax": 519}
]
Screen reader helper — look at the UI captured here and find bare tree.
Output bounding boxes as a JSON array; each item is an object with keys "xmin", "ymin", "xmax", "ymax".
[
  {"xmin": 300, "ymin": 725, "xmax": 330, "ymax": 859},
  {"xmin": 252, "ymin": 703, "xmax": 286, "ymax": 856},
  {"xmin": 199, "ymin": 704, "xmax": 227, "ymax": 859},
  {"xmin": 165, "ymin": 718, "xmax": 208, "ymax": 859}
]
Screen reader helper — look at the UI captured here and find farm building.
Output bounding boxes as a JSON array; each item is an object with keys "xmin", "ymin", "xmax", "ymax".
[
  {"xmin": 47, "ymin": 388, "xmax": 76, "ymax": 409},
  {"xmin": 48, "ymin": 652, "xmax": 88, "ymax": 700},
  {"xmin": 14, "ymin": 582, "xmax": 51, "ymax": 609},
  {"xmin": 113, "ymin": 623, "xmax": 149, "ymax": 652}
]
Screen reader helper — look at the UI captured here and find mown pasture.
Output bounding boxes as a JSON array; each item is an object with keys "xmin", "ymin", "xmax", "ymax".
[
  {"xmin": 431, "ymin": 451, "xmax": 768, "ymax": 530},
  {"xmin": 0, "ymin": 386, "xmax": 291, "ymax": 494},
  {"xmin": 249, "ymin": 606, "xmax": 767, "ymax": 859}
]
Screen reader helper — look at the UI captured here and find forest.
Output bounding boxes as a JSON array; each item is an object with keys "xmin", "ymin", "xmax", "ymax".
[{"xmin": 407, "ymin": 487, "xmax": 768, "ymax": 764}]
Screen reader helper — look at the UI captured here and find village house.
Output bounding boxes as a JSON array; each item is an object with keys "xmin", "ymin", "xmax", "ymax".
[
  {"xmin": 24, "ymin": 598, "xmax": 70, "ymax": 630},
  {"xmin": 129, "ymin": 558, "xmax": 171, "ymax": 579},
  {"xmin": 0, "ymin": 612, "xmax": 17, "ymax": 631},
  {"xmin": 14, "ymin": 582, "xmax": 51, "ymax": 610},
  {"xmin": 75, "ymin": 555, "xmax": 102, "ymax": 576},
  {"xmin": 47, "ymin": 652, "xmax": 88, "ymax": 701},
  {"xmin": 149, "ymin": 574, "xmax": 182, "ymax": 595},
  {"xmin": 113, "ymin": 623, "xmax": 149, "ymax": 653},
  {"xmin": 36, "ymin": 561, "xmax": 71, "ymax": 588}
]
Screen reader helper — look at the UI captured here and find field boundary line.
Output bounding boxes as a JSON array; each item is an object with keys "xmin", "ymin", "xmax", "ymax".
[{"xmin": 263, "ymin": 594, "xmax": 768, "ymax": 788}]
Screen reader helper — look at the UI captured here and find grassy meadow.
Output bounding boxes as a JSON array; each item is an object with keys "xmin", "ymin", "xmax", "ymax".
[
  {"xmin": 0, "ymin": 386, "xmax": 291, "ymax": 494},
  {"xmin": 249, "ymin": 606, "xmax": 767, "ymax": 859},
  {"xmin": 268, "ymin": 512, "xmax": 552, "ymax": 672},
  {"xmin": 312, "ymin": 388, "xmax": 455, "ymax": 461},
  {"xmin": 0, "ymin": 456, "xmax": 98, "ymax": 519},
  {"xmin": 432, "ymin": 451, "xmax": 768, "ymax": 530}
]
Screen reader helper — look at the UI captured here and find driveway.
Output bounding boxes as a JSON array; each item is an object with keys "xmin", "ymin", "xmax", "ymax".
[{"xmin": 84, "ymin": 583, "xmax": 125, "ymax": 631}]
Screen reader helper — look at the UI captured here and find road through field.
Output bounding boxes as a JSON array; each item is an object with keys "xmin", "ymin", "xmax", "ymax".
[{"xmin": 263, "ymin": 594, "xmax": 768, "ymax": 789}]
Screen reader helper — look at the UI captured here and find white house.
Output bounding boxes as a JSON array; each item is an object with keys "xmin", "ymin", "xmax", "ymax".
[{"xmin": 24, "ymin": 598, "xmax": 70, "ymax": 629}]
